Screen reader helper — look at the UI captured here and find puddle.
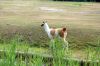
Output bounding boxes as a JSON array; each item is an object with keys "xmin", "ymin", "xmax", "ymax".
[{"xmin": 39, "ymin": 7, "xmax": 64, "ymax": 12}]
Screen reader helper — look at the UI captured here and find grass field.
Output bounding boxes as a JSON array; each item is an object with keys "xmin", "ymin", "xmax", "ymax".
[{"xmin": 0, "ymin": 0, "xmax": 100, "ymax": 63}]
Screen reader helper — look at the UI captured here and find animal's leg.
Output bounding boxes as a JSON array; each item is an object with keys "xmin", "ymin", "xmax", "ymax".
[
  {"xmin": 63, "ymin": 38, "xmax": 69, "ymax": 51},
  {"xmin": 49, "ymin": 39, "xmax": 54, "ymax": 50}
]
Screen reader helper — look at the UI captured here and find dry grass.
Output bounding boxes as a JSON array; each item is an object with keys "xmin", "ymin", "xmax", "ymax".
[{"xmin": 0, "ymin": 0, "xmax": 100, "ymax": 49}]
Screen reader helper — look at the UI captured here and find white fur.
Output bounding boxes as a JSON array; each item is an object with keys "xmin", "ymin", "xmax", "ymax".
[{"xmin": 42, "ymin": 23, "xmax": 52, "ymax": 39}]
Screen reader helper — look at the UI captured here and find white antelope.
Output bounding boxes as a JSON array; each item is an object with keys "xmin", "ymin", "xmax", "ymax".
[{"xmin": 41, "ymin": 21, "xmax": 68, "ymax": 50}]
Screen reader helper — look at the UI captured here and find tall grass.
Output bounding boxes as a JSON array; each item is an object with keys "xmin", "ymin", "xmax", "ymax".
[
  {"xmin": 85, "ymin": 40, "xmax": 100, "ymax": 66},
  {"xmin": 0, "ymin": 39, "xmax": 16, "ymax": 66},
  {"xmin": 50, "ymin": 38, "xmax": 66, "ymax": 66},
  {"xmin": 0, "ymin": 38, "xmax": 99, "ymax": 66},
  {"xmin": 49, "ymin": 38, "xmax": 81, "ymax": 66}
]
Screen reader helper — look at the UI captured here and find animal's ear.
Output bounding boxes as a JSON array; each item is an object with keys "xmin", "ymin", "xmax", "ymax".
[{"xmin": 43, "ymin": 21, "xmax": 47, "ymax": 23}]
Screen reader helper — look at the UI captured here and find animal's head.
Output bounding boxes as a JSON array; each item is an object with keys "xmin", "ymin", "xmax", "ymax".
[
  {"xmin": 41, "ymin": 21, "xmax": 45, "ymax": 27},
  {"xmin": 41, "ymin": 21, "xmax": 47, "ymax": 27}
]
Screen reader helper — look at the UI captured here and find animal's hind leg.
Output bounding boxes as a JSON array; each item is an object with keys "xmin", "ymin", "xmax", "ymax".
[{"xmin": 63, "ymin": 38, "xmax": 69, "ymax": 51}]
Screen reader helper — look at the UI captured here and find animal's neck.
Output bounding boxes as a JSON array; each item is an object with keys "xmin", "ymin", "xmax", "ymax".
[{"xmin": 43, "ymin": 23, "xmax": 50, "ymax": 33}]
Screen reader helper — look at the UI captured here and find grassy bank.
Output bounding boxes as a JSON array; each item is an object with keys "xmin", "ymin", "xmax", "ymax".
[
  {"xmin": 0, "ymin": 38, "xmax": 99, "ymax": 66},
  {"xmin": 0, "ymin": 0, "xmax": 100, "ymax": 49},
  {"xmin": 0, "ymin": 37, "xmax": 100, "ymax": 59}
]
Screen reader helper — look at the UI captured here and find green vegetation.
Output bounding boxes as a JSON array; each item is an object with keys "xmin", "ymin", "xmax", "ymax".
[
  {"xmin": 0, "ymin": 0, "xmax": 100, "ymax": 66},
  {"xmin": 0, "ymin": 38, "xmax": 99, "ymax": 66}
]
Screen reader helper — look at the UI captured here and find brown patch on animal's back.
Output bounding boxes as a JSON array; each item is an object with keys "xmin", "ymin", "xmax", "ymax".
[{"xmin": 57, "ymin": 28, "xmax": 64, "ymax": 38}]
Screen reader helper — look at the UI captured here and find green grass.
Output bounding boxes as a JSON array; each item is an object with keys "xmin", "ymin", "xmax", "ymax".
[
  {"xmin": 0, "ymin": 38, "xmax": 99, "ymax": 66},
  {"xmin": 0, "ymin": 36, "xmax": 99, "ymax": 61}
]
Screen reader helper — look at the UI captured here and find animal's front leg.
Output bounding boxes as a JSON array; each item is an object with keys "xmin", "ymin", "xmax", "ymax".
[{"xmin": 49, "ymin": 39, "xmax": 54, "ymax": 49}]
